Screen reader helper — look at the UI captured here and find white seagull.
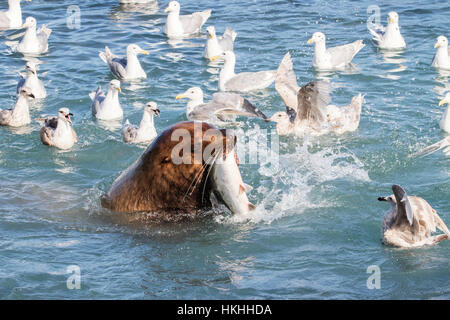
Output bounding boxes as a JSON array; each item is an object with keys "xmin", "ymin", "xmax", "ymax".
[
  {"xmin": 40, "ymin": 108, "xmax": 77, "ymax": 150},
  {"xmin": 432, "ymin": 36, "xmax": 450, "ymax": 70},
  {"xmin": 0, "ymin": 0, "xmax": 31, "ymax": 30},
  {"xmin": 90, "ymin": 80, "xmax": 123, "ymax": 121},
  {"xmin": 307, "ymin": 32, "xmax": 365, "ymax": 70},
  {"xmin": 121, "ymin": 101, "xmax": 160, "ymax": 144},
  {"xmin": 6, "ymin": 16, "xmax": 51, "ymax": 54},
  {"xmin": 267, "ymin": 53, "xmax": 363, "ymax": 136},
  {"xmin": 368, "ymin": 11, "xmax": 406, "ymax": 50},
  {"xmin": 203, "ymin": 26, "xmax": 237, "ymax": 60},
  {"xmin": 378, "ymin": 185, "xmax": 450, "ymax": 248},
  {"xmin": 99, "ymin": 44, "xmax": 148, "ymax": 81},
  {"xmin": 212, "ymin": 51, "xmax": 281, "ymax": 92},
  {"xmin": 16, "ymin": 61, "xmax": 46, "ymax": 99},
  {"xmin": 176, "ymin": 86, "xmax": 266, "ymax": 125},
  {"xmin": 164, "ymin": 1, "xmax": 211, "ymax": 38},
  {"xmin": 0, "ymin": 87, "xmax": 34, "ymax": 127}
]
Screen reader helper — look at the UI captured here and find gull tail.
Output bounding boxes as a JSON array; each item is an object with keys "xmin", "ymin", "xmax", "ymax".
[
  {"xmin": 224, "ymin": 27, "xmax": 237, "ymax": 42},
  {"xmin": 411, "ymin": 137, "xmax": 450, "ymax": 158},
  {"xmin": 368, "ymin": 23, "xmax": 384, "ymax": 45},
  {"xmin": 99, "ymin": 46, "xmax": 113, "ymax": 64},
  {"xmin": 200, "ymin": 9, "xmax": 212, "ymax": 25},
  {"xmin": 89, "ymin": 86, "xmax": 102, "ymax": 101},
  {"xmin": 433, "ymin": 212, "xmax": 450, "ymax": 236},
  {"xmin": 38, "ymin": 25, "xmax": 52, "ymax": 41},
  {"xmin": 5, "ymin": 40, "xmax": 19, "ymax": 52}
]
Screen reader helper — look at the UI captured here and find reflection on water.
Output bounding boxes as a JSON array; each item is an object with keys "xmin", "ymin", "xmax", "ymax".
[{"xmin": 109, "ymin": 1, "xmax": 160, "ymax": 21}]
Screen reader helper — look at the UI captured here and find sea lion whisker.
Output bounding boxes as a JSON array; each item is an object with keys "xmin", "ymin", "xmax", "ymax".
[{"xmin": 201, "ymin": 148, "xmax": 223, "ymax": 203}]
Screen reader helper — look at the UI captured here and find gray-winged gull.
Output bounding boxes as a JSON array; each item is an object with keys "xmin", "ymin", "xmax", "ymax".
[
  {"xmin": 432, "ymin": 36, "xmax": 450, "ymax": 70},
  {"xmin": 89, "ymin": 80, "xmax": 123, "ymax": 121},
  {"xmin": 267, "ymin": 52, "xmax": 363, "ymax": 136},
  {"xmin": 307, "ymin": 32, "xmax": 365, "ymax": 70},
  {"xmin": 99, "ymin": 44, "xmax": 148, "ymax": 81},
  {"xmin": 40, "ymin": 108, "xmax": 77, "ymax": 150},
  {"xmin": 368, "ymin": 12, "xmax": 406, "ymax": 50},
  {"xmin": 212, "ymin": 51, "xmax": 281, "ymax": 92},
  {"xmin": 121, "ymin": 101, "xmax": 160, "ymax": 144},
  {"xmin": 176, "ymin": 87, "xmax": 266, "ymax": 125},
  {"xmin": 203, "ymin": 26, "xmax": 237, "ymax": 60},
  {"xmin": 164, "ymin": 1, "xmax": 211, "ymax": 38},
  {"xmin": 6, "ymin": 16, "xmax": 51, "ymax": 54},
  {"xmin": 17, "ymin": 61, "xmax": 46, "ymax": 99},
  {"xmin": 378, "ymin": 185, "xmax": 450, "ymax": 248},
  {"xmin": 0, "ymin": 86, "xmax": 34, "ymax": 127}
]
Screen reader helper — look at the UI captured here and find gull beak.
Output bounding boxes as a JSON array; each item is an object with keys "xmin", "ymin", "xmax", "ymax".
[
  {"xmin": 28, "ymin": 93, "xmax": 35, "ymax": 99},
  {"xmin": 21, "ymin": 23, "xmax": 27, "ymax": 28},
  {"xmin": 154, "ymin": 109, "xmax": 161, "ymax": 117},
  {"xmin": 307, "ymin": 38, "xmax": 313, "ymax": 44},
  {"xmin": 117, "ymin": 87, "xmax": 122, "ymax": 93},
  {"xmin": 439, "ymin": 98, "xmax": 448, "ymax": 106},
  {"xmin": 175, "ymin": 94, "xmax": 185, "ymax": 99},
  {"xmin": 434, "ymin": 42, "xmax": 441, "ymax": 48},
  {"xmin": 388, "ymin": 17, "xmax": 394, "ymax": 24},
  {"xmin": 378, "ymin": 197, "xmax": 388, "ymax": 202},
  {"xmin": 140, "ymin": 50, "xmax": 149, "ymax": 55},
  {"xmin": 210, "ymin": 56, "xmax": 220, "ymax": 61},
  {"xmin": 210, "ymin": 34, "xmax": 214, "ymax": 39},
  {"xmin": 164, "ymin": 7, "xmax": 170, "ymax": 13}
]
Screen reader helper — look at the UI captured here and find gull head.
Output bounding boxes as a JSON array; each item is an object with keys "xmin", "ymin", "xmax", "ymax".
[
  {"xmin": 267, "ymin": 112, "xmax": 291, "ymax": 124},
  {"xmin": 19, "ymin": 86, "xmax": 35, "ymax": 99},
  {"xmin": 176, "ymin": 87, "xmax": 203, "ymax": 102},
  {"xmin": 206, "ymin": 26, "xmax": 216, "ymax": 39},
  {"xmin": 439, "ymin": 92, "xmax": 450, "ymax": 107},
  {"xmin": 22, "ymin": 16, "xmax": 36, "ymax": 29},
  {"xmin": 25, "ymin": 61, "xmax": 37, "ymax": 75},
  {"xmin": 164, "ymin": 1, "xmax": 180, "ymax": 14},
  {"xmin": 307, "ymin": 32, "xmax": 326, "ymax": 45},
  {"xmin": 211, "ymin": 50, "xmax": 235, "ymax": 63},
  {"xmin": 58, "ymin": 107, "xmax": 74, "ymax": 125},
  {"xmin": 109, "ymin": 80, "xmax": 122, "ymax": 93},
  {"xmin": 434, "ymin": 35, "xmax": 448, "ymax": 49},
  {"xmin": 145, "ymin": 101, "xmax": 160, "ymax": 117},
  {"xmin": 388, "ymin": 11, "xmax": 399, "ymax": 24},
  {"xmin": 378, "ymin": 194, "xmax": 397, "ymax": 208},
  {"xmin": 127, "ymin": 44, "xmax": 149, "ymax": 56}
]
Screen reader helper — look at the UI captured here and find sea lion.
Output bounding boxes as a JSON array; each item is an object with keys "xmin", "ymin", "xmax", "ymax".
[{"xmin": 101, "ymin": 121, "xmax": 237, "ymax": 216}]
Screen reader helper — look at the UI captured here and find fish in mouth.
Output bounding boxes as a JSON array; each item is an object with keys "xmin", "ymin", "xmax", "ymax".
[{"xmin": 210, "ymin": 136, "xmax": 256, "ymax": 216}]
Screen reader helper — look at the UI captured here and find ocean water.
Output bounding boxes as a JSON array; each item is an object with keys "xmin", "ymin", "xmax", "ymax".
[{"xmin": 0, "ymin": 0, "xmax": 449, "ymax": 299}]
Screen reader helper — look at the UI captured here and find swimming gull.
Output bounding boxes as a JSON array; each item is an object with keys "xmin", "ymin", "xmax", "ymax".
[
  {"xmin": 307, "ymin": 32, "xmax": 365, "ymax": 70},
  {"xmin": 438, "ymin": 92, "xmax": 450, "ymax": 133},
  {"xmin": 378, "ymin": 185, "xmax": 450, "ymax": 248},
  {"xmin": 432, "ymin": 36, "xmax": 450, "ymax": 70},
  {"xmin": 203, "ymin": 26, "xmax": 237, "ymax": 60},
  {"xmin": 164, "ymin": 1, "xmax": 211, "ymax": 38},
  {"xmin": 176, "ymin": 87, "xmax": 266, "ymax": 125},
  {"xmin": 16, "ymin": 61, "xmax": 46, "ymax": 99},
  {"xmin": 368, "ymin": 11, "xmax": 406, "ymax": 50},
  {"xmin": 0, "ymin": 86, "xmax": 34, "ymax": 127},
  {"xmin": 267, "ymin": 52, "xmax": 363, "ymax": 136},
  {"xmin": 89, "ymin": 80, "xmax": 123, "ymax": 121},
  {"xmin": 212, "ymin": 51, "xmax": 281, "ymax": 92},
  {"xmin": 99, "ymin": 44, "xmax": 148, "ymax": 81},
  {"xmin": 0, "ymin": 0, "xmax": 30, "ymax": 30},
  {"xmin": 121, "ymin": 101, "xmax": 160, "ymax": 144},
  {"xmin": 6, "ymin": 16, "xmax": 51, "ymax": 54},
  {"xmin": 40, "ymin": 108, "xmax": 77, "ymax": 150}
]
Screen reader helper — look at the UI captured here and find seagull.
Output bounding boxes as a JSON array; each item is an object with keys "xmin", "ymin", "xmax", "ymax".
[
  {"xmin": 378, "ymin": 185, "xmax": 450, "ymax": 248},
  {"xmin": 203, "ymin": 26, "xmax": 237, "ymax": 60},
  {"xmin": 307, "ymin": 32, "xmax": 365, "ymax": 70},
  {"xmin": 368, "ymin": 11, "xmax": 406, "ymax": 50},
  {"xmin": 6, "ymin": 16, "xmax": 51, "ymax": 54},
  {"xmin": 0, "ymin": 0, "xmax": 31, "ymax": 30},
  {"xmin": 212, "ymin": 51, "xmax": 280, "ymax": 92},
  {"xmin": 176, "ymin": 87, "xmax": 266, "ymax": 125},
  {"xmin": 0, "ymin": 87, "xmax": 34, "ymax": 127},
  {"xmin": 16, "ymin": 61, "xmax": 46, "ymax": 99},
  {"xmin": 121, "ymin": 101, "xmax": 160, "ymax": 144},
  {"xmin": 438, "ymin": 92, "xmax": 450, "ymax": 133},
  {"xmin": 267, "ymin": 52, "xmax": 363, "ymax": 136},
  {"xmin": 432, "ymin": 36, "xmax": 450, "ymax": 70},
  {"xmin": 40, "ymin": 108, "xmax": 77, "ymax": 150},
  {"xmin": 99, "ymin": 44, "xmax": 148, "ymax": 81},
  {"xmin": 164, "ymin": 0, "xmax": 211, "ymax": 38},
  {"xmin": 89, "ymin": 80, "xmax": 123, "ymax": 121}
]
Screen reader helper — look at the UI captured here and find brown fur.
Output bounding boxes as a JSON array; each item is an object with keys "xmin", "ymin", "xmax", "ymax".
[{"xmin": 101, "ymin": 121, "xmax": 235, "ymax": 215}]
